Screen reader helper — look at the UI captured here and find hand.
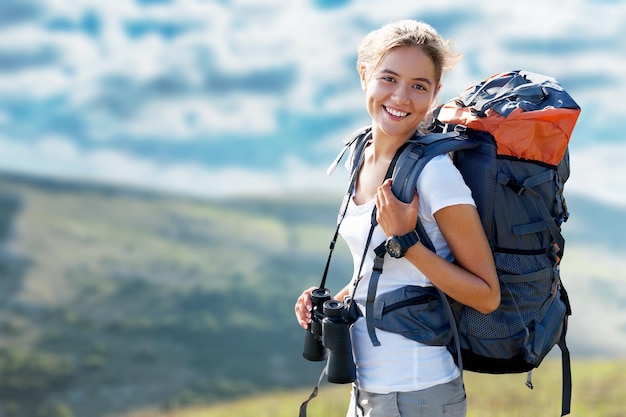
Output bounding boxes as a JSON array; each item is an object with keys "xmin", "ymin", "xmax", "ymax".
[
  {"xmin": 295, "ymin": 286, "xmax": 317, "ymax": 329},
  {"xmin": 375, "ymin": 179, "xmax": 419, "ymax": 237}
]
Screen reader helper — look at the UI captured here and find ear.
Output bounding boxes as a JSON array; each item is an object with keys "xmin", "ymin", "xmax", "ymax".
[
  {"xmin": 359, "ymin": 65, "xmax": 368, "ymax": 91},
  {"xmin": 430, "ymin": 83, "xmax": 442, "ymax": 105},
  {"xmin": 434, "ymin": 83, "xmax": 442, "ymax": 97}
]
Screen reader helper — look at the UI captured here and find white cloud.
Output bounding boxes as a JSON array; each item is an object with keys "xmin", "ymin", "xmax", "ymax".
[
  {"xmin": 111, "ymin": 94, "xmax": 281, "ymax": 140},
  {"xmin": 0, "ymin": 68, "xmax": 72, "ymax": 99},
  {"xmin": 0, "ymin": 0, "xmax": 625, "ymax": 200},
  {"xmin": 1, "ymin": 135, "xmax": 622, "ymax": 210},
  {"xmin": 567, "ymin": 144, "xmax": 626, "ymax": 208},
  {"xmin": 0, "ymin": 136, "xmax": 347, "ymax": 198}
]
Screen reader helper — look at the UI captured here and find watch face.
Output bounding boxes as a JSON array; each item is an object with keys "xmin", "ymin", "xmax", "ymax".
[{"xmin": 386, "ymin": 239, "xmax": 402, "ymax": 258}]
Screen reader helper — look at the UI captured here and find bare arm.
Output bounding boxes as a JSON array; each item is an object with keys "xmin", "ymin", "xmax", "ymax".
[{"xmin": 407, "ymin": 204, "xmax": 500, "ymax": 313}]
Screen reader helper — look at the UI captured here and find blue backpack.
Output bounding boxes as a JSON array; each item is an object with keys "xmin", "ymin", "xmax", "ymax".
[{"xmin": 331, "ymin": 70, "xmax": 579, "ymax": 416}]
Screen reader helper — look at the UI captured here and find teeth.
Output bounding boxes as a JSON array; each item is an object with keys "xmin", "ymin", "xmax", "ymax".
[{"xmin": 386, "ymin": 107, "xmax": 407, "ymax": 117}]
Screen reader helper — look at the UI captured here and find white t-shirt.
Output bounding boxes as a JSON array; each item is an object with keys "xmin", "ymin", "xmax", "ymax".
[{"xmin": 339, "ymin": 153, "xmax": 475, "ymax": 393}]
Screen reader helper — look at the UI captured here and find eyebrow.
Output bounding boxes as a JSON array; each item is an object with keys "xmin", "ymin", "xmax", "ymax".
[{"xmin": 380, "ymin": 69, "xmax": 434, "ymax": 86}]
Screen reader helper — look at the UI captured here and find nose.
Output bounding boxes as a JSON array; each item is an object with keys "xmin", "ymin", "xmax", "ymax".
[{"xmin": 392, "ymin": 84, "xmax": 410, "ymax": 104}]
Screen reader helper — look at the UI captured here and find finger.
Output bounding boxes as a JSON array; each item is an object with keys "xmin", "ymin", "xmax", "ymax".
[
  {"xmin": 296, "ymin": 308, "xmax": 310, "ymax": 329},
  {"xmin": 380, "ymin": 179, "xmax": 396, "ymax": 201},
  {"xmin": 377, "ymin": 181, "xmax": 390, "ymax": 206},
  {"xmin": 295, "ymin": 289, "xmax": 314, "ymax": 327},
  {"xmin": 378, "ymin": 178, "xmax": 392, "ymax": 194},
  {"xmin": 295, "ymin": 298, "xmax": 312, "ymax": 315},
  {"xmin": 301, "ymin": 304, "xmax": 312, "ymax": 328}
]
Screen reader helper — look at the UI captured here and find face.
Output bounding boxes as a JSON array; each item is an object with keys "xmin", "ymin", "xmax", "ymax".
[{"xmin": 361, "ymin": 46, "xmax": 440, "ymax": 142}]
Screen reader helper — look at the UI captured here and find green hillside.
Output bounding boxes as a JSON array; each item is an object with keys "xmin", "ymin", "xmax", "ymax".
[
  {"xmin": 0, "ymin": 172, "xmax": 624, "ymax": 417},
  {"xmin": 0, "ymin": 173, "xmax": 352, "ymax": 417},
  {"xmin": 124, "ymin": 360, "xmax": 626, "ymax": 417},
  {"xmin": 125, "ymin": 359, "xmax": 626, "ymax": 417}
]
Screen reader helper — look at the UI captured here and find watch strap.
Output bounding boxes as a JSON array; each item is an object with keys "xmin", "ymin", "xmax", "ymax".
[
  {"xmin": 398, "ymin": 230, "xmax": 420, "ymax": 249},
  {"xmin": 386, "ymin": 230, "xmax": 420, "ymax": 258}
]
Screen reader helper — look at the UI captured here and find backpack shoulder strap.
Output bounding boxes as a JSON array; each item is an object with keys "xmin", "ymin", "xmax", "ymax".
[
  {"xmin": 390, "ymin": 131, "xmax": 479, "ymax": 203},
  {"xmin": 363, "ymin": 130, "xmax": 478, "ymax": 347}
]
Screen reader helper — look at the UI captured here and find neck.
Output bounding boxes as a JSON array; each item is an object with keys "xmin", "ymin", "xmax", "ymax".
[{"xmin": 370, "ymin": 126, "xmax": 416, "ymax": 162}]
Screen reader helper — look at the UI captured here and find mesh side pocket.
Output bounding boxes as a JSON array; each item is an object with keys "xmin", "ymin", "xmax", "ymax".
[
  {"xmin": 459, "ymin": 253, "xmax": 555, "ymax": 342},
  {"xmin": 495, "ymin": 251, "xmax": 553, "ymax": 276},
  {"xmin": 498, "ymin": 252, "xmax": 554, "ymax": 328},
  {"xmin": 459, "ymin": 307, "xmax": 509, "ymax": 339},
  {"xmin": 502, "ymin": 278, "xmax": 552, "ymax": 328}
]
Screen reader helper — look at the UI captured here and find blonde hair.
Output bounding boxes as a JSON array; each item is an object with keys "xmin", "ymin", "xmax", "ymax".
[{"xmin": 357, "ymin": 20, "xmax": 462, "ymax": 86}]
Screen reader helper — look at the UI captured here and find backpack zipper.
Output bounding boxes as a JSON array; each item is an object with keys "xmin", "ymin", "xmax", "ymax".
[{"xmin": 382, "ymin": 294, "xmax": 436, "ymax": 315}]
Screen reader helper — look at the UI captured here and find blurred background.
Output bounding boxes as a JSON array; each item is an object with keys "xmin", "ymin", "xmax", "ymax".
[
  {"xmin": 1, "ymin": 0, "xmax": 625, "ymax": 201},
  {"xmin": 0, "ymin": 0, "xmax": 624, "ymax": 416}
]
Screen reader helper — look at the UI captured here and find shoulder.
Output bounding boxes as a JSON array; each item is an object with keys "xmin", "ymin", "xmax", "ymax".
[
  {"xmin": 418, "ymin": 154, "xmax": 475, "ymax": 216},
  {"xmin": 419, "ymin": 154, "xmax": 461, "ymax": 185}
]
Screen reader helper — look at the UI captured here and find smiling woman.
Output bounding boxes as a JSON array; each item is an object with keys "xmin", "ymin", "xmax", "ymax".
[
  {"xmin": 294, "ymin": 20, "xmax": 499, "ymax": 417},
  {"xmin": 358, "ymin": 47, "xmax": 440, "ymax": 162}
]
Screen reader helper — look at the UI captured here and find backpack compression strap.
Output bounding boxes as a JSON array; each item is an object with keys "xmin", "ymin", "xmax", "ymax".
[
  {"xmin": 497, "ymin": 170, "xmax": 566, "ymax": 260},
  {"xmin": 559, "ymin": 314, "xmax": 572, "ymax": 416}
]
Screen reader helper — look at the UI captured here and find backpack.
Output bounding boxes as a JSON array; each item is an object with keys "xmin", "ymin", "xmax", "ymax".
[
  {"xmin": 387, "ymin": 70, "xmax": 578, "ymax": 416},
  {"xmin": 301, "ymin": 70, "xmax": 579, "ymax": 417}
]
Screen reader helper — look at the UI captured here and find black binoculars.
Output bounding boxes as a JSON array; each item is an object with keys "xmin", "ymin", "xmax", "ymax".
[{"xmin": 302, "ymin": 288, "xmax": 356, "ymax": 384}]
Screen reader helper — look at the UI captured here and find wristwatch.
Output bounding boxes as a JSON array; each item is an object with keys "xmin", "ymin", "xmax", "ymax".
[{"xmin": 385, "ymin": 230, "xmax": 420, "ymax": 258}]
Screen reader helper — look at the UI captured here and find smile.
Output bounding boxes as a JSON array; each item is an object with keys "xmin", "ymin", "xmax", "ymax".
[{"xmin": 384, "ymin": 106, "xmax": 409, "ymax": 118}]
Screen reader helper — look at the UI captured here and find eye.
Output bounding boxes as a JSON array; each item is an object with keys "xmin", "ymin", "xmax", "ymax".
[
  {"xmin": 413, "ymin": 83, "xmax": 427, "ymax": 91},
  {"xmin": 381, "ymin": 76, "xmax": 395, "ymax": 83}
]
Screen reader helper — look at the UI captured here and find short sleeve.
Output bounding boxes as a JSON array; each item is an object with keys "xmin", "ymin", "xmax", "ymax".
[{"xmin": 417, "ymin": 154, "xmax": 475, "ymax": 222}]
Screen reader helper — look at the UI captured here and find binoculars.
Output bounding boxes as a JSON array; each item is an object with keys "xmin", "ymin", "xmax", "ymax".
[{"xmin": 302, "ymin": 288, "xmax": 356, "ymax": 384}]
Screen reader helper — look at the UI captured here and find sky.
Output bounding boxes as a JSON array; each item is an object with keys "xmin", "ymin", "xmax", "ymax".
[{"xmin": 0, "ymin": 0, "xmax": 625, "ymax": 207}]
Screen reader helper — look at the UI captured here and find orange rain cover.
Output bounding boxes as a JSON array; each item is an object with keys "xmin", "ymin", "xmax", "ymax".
[{"xmin": 438, "ymin": 101, "xmax": 581, "ymax": 166}]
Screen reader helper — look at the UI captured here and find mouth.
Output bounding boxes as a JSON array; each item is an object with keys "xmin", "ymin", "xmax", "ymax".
[{"xmin": 384, "ymin": 105, "xmax": 409, "ymax": 118}]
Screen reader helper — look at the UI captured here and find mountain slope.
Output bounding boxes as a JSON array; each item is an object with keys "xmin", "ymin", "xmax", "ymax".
[
  {"xmin": 0, "ymin": 172, "xmax": 351, "ymax": 417},
  {"xmin": 0, "ymin": 172, "xmax": 623, "ymax": 417}
]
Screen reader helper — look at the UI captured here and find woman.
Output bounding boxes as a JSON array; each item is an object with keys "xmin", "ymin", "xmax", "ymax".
[{"xmin": 295, "ymin": 20, "xmax": 500, "ymax": 417}]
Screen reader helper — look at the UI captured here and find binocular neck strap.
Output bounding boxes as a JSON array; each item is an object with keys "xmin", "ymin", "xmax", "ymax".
[
  {"xmin": 319, "ymin": 132, "xmax": 371, "ymax": 290},
  {"xmin": 347, "ymin": 141, "xmax": 410, "ymax": 300},
  {"xmin": 349, "ymin": 142, "xmax": 413, "ymax": 349},
  {"xmin": 298, "ymin": 363, "xmax": 327, "ymax": 417}
]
